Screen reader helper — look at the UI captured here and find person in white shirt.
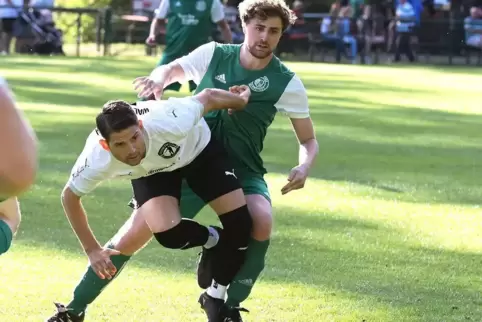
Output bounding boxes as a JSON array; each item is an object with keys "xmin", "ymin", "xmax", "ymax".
[
  {"xmin": 47, "ymin": 86, "xmax": 253, "ymax": 322},
  {"xmin": 0, "ymin": 76, "xmax": 38, "ymax": 256}
]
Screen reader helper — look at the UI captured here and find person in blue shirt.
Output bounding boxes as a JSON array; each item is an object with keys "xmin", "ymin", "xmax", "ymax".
[{"xmin": 394, "ymin": 0, "xmax": 416, "ymax": 62}]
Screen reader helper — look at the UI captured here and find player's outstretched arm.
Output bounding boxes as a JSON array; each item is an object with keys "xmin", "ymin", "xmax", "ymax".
[
  {"xmin": 134, "ymin": 42, "xmax": 215, "ymax": 99},
  {"xmin": 0, "ymin": 81, "xmax": 37, "ymax": 198},
  {"xmin": 61, "ymin": 186, "xmax": 120, "ymax": 280},
  {"xmin": 195, "ymin": 86, "xmax": 251, "ymax": 114}
]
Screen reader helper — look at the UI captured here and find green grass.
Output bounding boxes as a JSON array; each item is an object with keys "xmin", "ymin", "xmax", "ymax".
[{"xmin": 1, "ymin": 56, "xmax": 481, "ymax": 322}]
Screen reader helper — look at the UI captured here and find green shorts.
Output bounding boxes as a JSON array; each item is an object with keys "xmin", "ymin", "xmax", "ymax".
[
  {"xmin": 157, "ymin": 54, "xmax": 197, "ymax": 93},
  {"xmin": 0, "ymin": 219, "xmax": 13, "ymax": 255},
  {"xmin": 180, "ymin": 172, "xmax": 271, "ymax": 220}
]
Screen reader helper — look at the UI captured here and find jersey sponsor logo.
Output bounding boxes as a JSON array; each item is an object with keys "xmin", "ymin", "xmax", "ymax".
[
  {"xmin": 134, "ymin": 107, "xmax": 149, "ymax": 116},
  {"xmin": 195, "ymin": 0, "xmax": 206, "ymax": 11},
  {"xmin": 178, "ymin": 13, "xmax": 199, "ymax": 25},
  {"xmin": 214, "ymin": 74, "xmax": 226, "ymax": 84},
  {"xmin": 248, "ymin": 76, "xmax": 269, "ymax": 92},
  {"xmin": 158, "ymin": 142, "xmax": 180, "ymax": 159},
  {"xmin": 72, "ymin": 158, "xmax": 89, "ymax": 179}
]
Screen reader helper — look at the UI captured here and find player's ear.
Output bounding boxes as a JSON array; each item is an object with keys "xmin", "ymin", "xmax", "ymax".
[
  {"xmin": 138, "ymin": 120, "xmax": 143, "ymax": 129},
  {"xmin": 99, "ymin": 139, "xmax": 110, "ymax": 151}
]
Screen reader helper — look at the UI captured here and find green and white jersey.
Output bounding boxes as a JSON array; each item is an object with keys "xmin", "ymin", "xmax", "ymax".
[
  {"xmin": 155, "ymin": 0, "xmax": 225, "ymax": 59},
  {"xmin": 177, "ymin": 42, "xmax": 310, "ymax": 175}
]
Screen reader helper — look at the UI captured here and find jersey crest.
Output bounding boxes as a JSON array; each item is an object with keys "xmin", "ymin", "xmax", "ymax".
[{"xmin": 249, "ymin": 76, "xmax": 270, "ymax": 92}]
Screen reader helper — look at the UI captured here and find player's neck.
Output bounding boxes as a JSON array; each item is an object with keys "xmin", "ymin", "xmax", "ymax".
[{"xmin": 239, "ymin": 45, "xmax": 273, "ymax": 70}]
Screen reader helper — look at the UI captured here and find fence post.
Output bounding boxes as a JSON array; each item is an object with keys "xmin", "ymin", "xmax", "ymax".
[
  {"xmin": 103, "ymin": 7, "xmax": 113, "ymax": 56},
  {"xmin": 96, "ymin": 10, "xmax": 103, "ymax": 54},
  {"xmin": 76, "ymin": 13, "xmax": 82, "ymax": 57}
]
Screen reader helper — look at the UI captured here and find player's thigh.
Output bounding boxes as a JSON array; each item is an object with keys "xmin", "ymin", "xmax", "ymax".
[
  {"xmin": 109, "ymin": 209, "xmax": 153, "ymax": 256},
  {"xmin": 0, "ymin": 197, "xmax": 21, "ymax": 235},
  {"xmin": 179, "ymin": 180, "xmax": 207, "ymax": 219},
  {"xmin": 185, "ymin": 138, "xmax": 246, "ymax": 215},
  {"xmin": 241, "ymin": 175, "xmax": 273, "ymax": 240},
  {"xmin": 131, "ymin": 170, "xmax": 182, "ymax": 233}
]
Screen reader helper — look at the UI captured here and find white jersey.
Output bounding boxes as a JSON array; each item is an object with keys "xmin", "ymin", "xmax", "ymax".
[{"xmin": 67, "ymin": 97, "xmax": 211, "ymax": 196}]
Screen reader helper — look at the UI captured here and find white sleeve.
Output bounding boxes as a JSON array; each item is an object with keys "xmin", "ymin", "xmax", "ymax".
[
  {"xmin": 176, "ymin": 41, "xmax": 216, "ymax": 85},
  {"xmin": 155, "ymin": 0, "xmax": 170, "ymax": 19},
  {"xmin": 275, "ymin": 76, "xmax": 310, "ymax": 119},
  {"xmin": 152, "ymin": 97, "xmax": 205, "ymax": 137},
  {"xmin": 211, "ymin": 0, "xmax": 225, "ymax": 23},
  {"xmin": 66, "ymin": 141, "xmax": 110, "ymax": 196}
]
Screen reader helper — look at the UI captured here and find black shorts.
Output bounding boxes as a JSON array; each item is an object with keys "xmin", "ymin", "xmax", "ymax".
[
  {"xmin": 129, "ymin": 137, "xmax": 241, "ymax": 209},
  {"xmin": 1, "ymin": 18, "xmax": 16, "ymax": 34}
]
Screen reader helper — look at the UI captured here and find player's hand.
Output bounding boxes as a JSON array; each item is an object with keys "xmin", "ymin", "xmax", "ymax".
[
  {"xmin": 145, "ymin": 35, "xmax": 156, "ymax": 46},
  {"xmin": 87, "ymin": 247, "xmax": 121, "ymax": 280},
  {"xmin": 281, "ymin": 164, "xmax": 310, "ymax": 195},
  {"xmin": 228, "ymin": 85, "xmax": 250, "ymax": 114},
  {"xmin": 133, "ymin": 76, "xmax": 164, "ymax": 100},
  {"xmin": 229, "ymin": 85, "xmax": 251, "ymax": 102}
]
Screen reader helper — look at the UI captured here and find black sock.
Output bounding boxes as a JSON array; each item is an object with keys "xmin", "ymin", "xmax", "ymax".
[{"xmin": 211, "ymin": 205, "xmax": 252, "ymax": 285}]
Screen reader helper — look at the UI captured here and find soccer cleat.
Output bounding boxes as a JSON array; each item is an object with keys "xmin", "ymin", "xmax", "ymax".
[
  {"xmin": 45, "ymin": 303, "xmax": 85, "ymax": 322},
  {"xmin": 197, "ymin": 226, "xmax": 222, "ymax": 289},
  {"xmin": 219, "ymin": 305, "xmax": 249, "ymax": 322},
  {"xmin": 198, "ymin": 292, "xmax": 226, "ymax": 322}
]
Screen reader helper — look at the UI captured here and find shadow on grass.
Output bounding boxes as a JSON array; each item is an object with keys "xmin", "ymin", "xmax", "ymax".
[{"xmin": 15, "ymin": 191, "xmax": 482, "ymax": 321}]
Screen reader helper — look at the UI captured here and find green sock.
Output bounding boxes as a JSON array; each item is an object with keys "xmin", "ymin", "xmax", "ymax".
[
  {"xmin": 0, "ymin": 219, "xmax": 13, "ymax": 255},
  {"xmin": 67, "ymin": 244, "xmax": 131, "ymax": 315},
  {"xmin": 226, "ymin": 238, "xmax": 270, "ymax": 307}
]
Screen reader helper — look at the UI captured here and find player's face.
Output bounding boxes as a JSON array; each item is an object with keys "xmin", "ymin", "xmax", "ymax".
[
  {"xmin": 244, "ymin": 16, "xmax": 283, "ymax": 59},
  {"xmin": 108, "ymin": 125, "xmax": 146, "ymax": 166}
]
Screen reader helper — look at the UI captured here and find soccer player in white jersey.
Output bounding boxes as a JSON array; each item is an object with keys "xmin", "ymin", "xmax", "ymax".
[
  {"xmin": 48, "ymin": 86, "xmax": 252, "ymax": 322},
  {"xmin": 0, "ymin": 76, "xmax": 38, "ymax": 255}
]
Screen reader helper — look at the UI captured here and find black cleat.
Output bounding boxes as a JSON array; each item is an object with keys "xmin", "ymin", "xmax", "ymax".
[
  {"xmin": 197, "ymin": 226, "xmax": 221, "ymax": 289},
  {"xmin": 45, "ymin": 303, "xmax": 85, "ymax": 322},
  {"xmin": 219, "ymin": 305, "xmax": 249, "ymax": 322},
  {"xmin": 198, "ymin": 292, "xmax": 225, "ymax": 322}
]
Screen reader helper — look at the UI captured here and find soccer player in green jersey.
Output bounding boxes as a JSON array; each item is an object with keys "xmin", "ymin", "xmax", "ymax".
[
  {"xmin": 146, "ymin": 0, "xmax": 233, "ymax": 93},
  {"xmin": 0, "ymin": 77, "xmax": 38, "ymax": 256},
  {"xmin": 45, "ymin": 0, "xmax": 318, "ymax": 321}
]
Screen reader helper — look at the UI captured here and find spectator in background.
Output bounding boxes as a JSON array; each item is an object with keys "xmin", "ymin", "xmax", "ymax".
[
  {"xmin": 339, "ymin": 0, "xmax": 358, "ymax": 63},
  {"xmin": 224, "ymin": 0, "xmax": 243, "ymax": 43},
  {"xmin": 394, "ymin": 0, "xmax": 416, "ymax": 62},
  {"xmin": 464, "ymin": 5, "xmax": 482, "ymax": 49},
  {"xmin": 387, "ymin": 0, "xmax": 422, "ymax": 52},
  {"xmin": 320, "ymin": 0, "xmax": 358, "ymax": 63},
  {"xmin": 0, "ymin": 0, "xmax": 22, "ymax": 55}
]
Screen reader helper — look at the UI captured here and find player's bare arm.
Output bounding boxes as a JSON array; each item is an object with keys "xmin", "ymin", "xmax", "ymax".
[
  {"xmin": 0, "ymin": 81, "xmax": 37, "ymax": 198},
  {"xmin": 134, "ymin": 42, "xmax": 215, "ymax": 99},
  {"xmin": 217, "ymin": 19, "xmax": 233, "ymax": 43},
  {"xmin": 195, "ymin": 86, "xmax": 251, "ymax": 114},
  {"xmin": 61, "ymin": 186, "xmax": 120, "ymax": 280},
  {"xmin": 281, "ymin": 117, "xmax": 319, "ymax": 195}
]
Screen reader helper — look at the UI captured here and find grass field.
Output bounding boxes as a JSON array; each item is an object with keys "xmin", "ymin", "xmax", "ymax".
[{"xmin": 0, "ymin": 56, "xmax": 481, "ymax": 322}]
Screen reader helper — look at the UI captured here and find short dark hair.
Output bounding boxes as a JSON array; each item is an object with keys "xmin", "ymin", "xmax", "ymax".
[
  {"xmin": 238, "ymin": 0, "xmax": 297, "ymax": 31},
  {"xmin": 96, "ymin": 100, "xmax": 138, "ymax": 141}
]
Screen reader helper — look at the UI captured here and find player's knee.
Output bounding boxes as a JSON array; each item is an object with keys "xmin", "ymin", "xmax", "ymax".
[
  {"xmin": 251, "ymin": 209, "xmax": 273, "ymax": 241},
  {"xmin": 153, "ymin": 219, "xmax": 205, "ymax": 250},
  {"xmin": 219, "ymin": 205, "xmax": 253, "ymax": 249}
]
